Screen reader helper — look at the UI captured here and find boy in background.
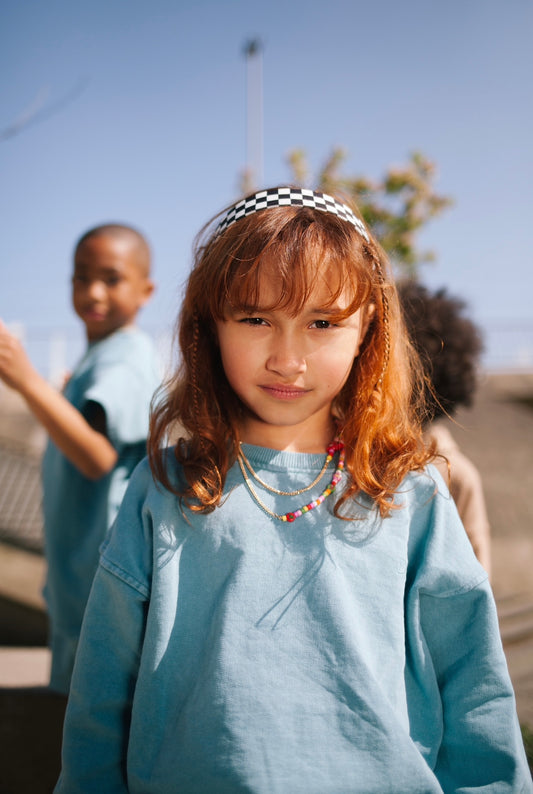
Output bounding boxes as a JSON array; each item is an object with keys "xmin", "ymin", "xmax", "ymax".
[
  {"xmin": 0, "ymin": 224, "xmax": 160, "ymax": 693},
  {"xmin": 398, "ymin": 280, "xmax": 491, "ymax": 576}
]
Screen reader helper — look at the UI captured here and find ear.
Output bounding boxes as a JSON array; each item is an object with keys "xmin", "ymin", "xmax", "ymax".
[
  {"xmin": 139, "ymin": 278, "xmax": 155, "ymax": 306},
  {"xmin": 353, "ymin": 303, "xmax": 375, "ymax": 357},
  {"xmin": 361, "ymin": 303, "xmax": 375, "ymax": 339}
]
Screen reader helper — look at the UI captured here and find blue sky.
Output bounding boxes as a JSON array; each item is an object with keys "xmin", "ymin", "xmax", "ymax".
[{"xmin": 1, "ymin": 0, "xmax": 532, "ymax": 373}]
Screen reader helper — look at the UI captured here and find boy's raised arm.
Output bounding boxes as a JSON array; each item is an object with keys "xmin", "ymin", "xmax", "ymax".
[{"xmin": 0, "ymin": 320, "xmax": 117, "ymax": 479}]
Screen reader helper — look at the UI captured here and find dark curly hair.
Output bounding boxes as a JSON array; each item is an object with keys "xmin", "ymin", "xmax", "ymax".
[{"xmin": 398, "ymin": 280, "xmax": 484, "ymax": 422}]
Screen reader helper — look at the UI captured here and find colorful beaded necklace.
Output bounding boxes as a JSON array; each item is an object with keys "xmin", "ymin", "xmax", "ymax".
[{"xmin": 237, "ymin": 440, "xmax": 345, "ymax": 523}]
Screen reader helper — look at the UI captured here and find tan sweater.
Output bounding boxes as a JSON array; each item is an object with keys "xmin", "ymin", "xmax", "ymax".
[{"xmin": 425, "ymin": 420, "xmax": 491, "ymax": 577}]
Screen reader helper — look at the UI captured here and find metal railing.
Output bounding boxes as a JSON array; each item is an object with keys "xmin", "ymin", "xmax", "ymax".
[{"xmin": 6, "ymin": 321, "xmax": 533, "ymax": 379}]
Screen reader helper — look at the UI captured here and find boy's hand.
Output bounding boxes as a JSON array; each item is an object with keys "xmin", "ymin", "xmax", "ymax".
[
  {"xmin": 0, "ymin": 319, "xmax": 38, "ymax": 393},
  {"xmin": 0, "ymin": 318, "xmax": 117, "ymax": 478}
]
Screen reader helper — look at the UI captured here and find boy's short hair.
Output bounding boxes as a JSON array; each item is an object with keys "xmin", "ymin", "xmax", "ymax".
[
  {"xmin": 398, "ymin": 280, "xmax": 484, "ymax": 421},
  {"xmin": 75, "ymin": 224, "xmax": 151, "ymax": 276}
]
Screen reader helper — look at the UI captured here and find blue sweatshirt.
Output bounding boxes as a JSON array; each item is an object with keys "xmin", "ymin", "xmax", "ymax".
[{"xmin": 56, "ymin": 446, "xmax": 532, "ymax": 792}]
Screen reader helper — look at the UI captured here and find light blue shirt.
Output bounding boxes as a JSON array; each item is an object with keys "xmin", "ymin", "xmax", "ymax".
[
  {"xmin": 56, "ymin": 446, "xmax": 532, "ymax": 792},
  {"xmin": 42, "ymin": 326, "xmax": 160, "ymax": 694}
]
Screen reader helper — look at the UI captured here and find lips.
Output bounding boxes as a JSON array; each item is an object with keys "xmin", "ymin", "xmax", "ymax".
[
  {"xmin": 260, "ymin": 384, "xmax": 309, "ymax": 400},
  {"xmin": 82, "ymin": 307, "xmax": 107, "ymax": 321}
]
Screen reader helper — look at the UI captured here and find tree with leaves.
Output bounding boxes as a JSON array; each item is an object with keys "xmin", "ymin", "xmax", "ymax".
[{"xmin": 287, "ymin": 149, "xmax": 452, "ymax": 279}]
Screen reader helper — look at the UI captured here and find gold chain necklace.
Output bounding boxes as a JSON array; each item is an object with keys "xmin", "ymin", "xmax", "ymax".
[
  {"xmin": 237, "ymin": 441, "xmax": 345, "ymax": 523},
  {"xmin": 238, "ymin": 443, "xmax": 331, "ymax": 496}
]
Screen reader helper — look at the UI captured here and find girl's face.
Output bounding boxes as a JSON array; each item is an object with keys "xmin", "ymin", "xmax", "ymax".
[{"xmin": 215, "ymin": 272, "xmax": 372, "ymax": 453}]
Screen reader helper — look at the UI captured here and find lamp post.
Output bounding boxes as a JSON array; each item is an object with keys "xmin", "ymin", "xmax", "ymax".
[{"xmin": 243, "ymin": 38, "xmax": 263, "ymax": 193}]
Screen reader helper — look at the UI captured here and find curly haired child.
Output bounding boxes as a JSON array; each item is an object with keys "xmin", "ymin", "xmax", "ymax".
[{"xmin": 398, "ymin": 280, "xmax": 491, "ymax": 575}]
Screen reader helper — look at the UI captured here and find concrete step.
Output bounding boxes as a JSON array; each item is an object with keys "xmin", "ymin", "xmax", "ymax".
[
  {"xmin": 0, "ymin": 541, "xmax": 46, "ymax": 612},
  {"xmin": 498, "ymin": 594, "xmax": 533, "ymax": 646}
]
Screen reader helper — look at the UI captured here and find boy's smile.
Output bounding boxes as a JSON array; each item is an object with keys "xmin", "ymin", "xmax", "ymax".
[
  {"xmin": 72, "ymin": 235, "xmax": 153, "ymax": 342},
  {"xmin": 216, "ymin": 278, "xmax": 372, "ymax": 453}
]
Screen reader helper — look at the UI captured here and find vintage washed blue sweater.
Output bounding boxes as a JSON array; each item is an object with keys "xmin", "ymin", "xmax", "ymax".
[{"xmin": 56, "ymin": 446, "xmax": 532, "ymax": 792}]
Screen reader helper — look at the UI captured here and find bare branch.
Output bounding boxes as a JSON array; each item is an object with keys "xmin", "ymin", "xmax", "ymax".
[{"xmin": 1, "ymin": 77, "xmax": 90, "ymax": 141}]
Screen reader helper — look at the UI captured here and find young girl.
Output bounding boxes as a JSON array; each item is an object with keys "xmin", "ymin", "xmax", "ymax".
[{"xmin": 56, "ymin": 188, "xmax": 531, "ymax": 793}]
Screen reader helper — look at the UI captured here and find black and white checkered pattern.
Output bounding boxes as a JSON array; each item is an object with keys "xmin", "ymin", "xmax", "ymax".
[{"xmin": 214, "ymin": 187, "xmax": 369, "ymax": 242}]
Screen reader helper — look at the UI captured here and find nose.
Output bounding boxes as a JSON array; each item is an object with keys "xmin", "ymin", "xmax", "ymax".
[
  {"xmin": 266, "ymin": 331, "xmax": 306, "ymax": 378},
  {"xmin": 86, "ymin": 280, "xmax": 107, "ymax": 302}
]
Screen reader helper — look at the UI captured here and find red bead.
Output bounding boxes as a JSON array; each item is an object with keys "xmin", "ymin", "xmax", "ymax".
[
  {"xmin": 286, "ymin": 512, "xmax": 296, "ymax": 522},
  {"xmin": 327, "ymin": 440, "xmax": 344, "ymax": 455}
]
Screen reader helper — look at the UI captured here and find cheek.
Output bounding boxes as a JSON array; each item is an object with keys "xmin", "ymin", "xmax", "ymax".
[
  {"xmin": 322, "ymin": 355, "xmax": 357, "ymax": 390},
  {"xmin": 317, "ymin": 336, "xmax": 360, "ymax": 379},
  {"xmin": 113, "ymin": 287, "xmax": 137, "ymax": 311},
  {"xmin": 218, "ymin": 334, "xmax": 249, "ymax": 382},
  {"xmin": 72, "ymin": 288, "xmax": 83, "ymax": 310}
]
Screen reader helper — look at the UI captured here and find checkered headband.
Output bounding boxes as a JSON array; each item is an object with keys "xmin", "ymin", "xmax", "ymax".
[{"xmin": 213, "ymin": 187, "xmax": 369, "ymax": 243}]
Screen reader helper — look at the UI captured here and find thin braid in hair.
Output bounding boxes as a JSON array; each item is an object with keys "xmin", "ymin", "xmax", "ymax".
[
  {"xmin": 190, "ymin": 315, "xmax": 204, "ymax": 440},
  {"xmin": 373, "ymin": 258, "xmax": 391, "ymax": 389}
]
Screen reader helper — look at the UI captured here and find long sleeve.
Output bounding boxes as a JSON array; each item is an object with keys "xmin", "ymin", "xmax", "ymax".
[
  {"xmin": 421, "ymin": 584, "xmax": 530, "ymax": 792},
  {"xmin": 54, "ymin": 567, "xmax": 147, "ymax": 793},
  {"xmin": 404, "ymin": 471, "xmax": 532, "ymax": 792},
  {"xmin": 54, "ymin": 461, "xmax": 154, "ymax": 793}
]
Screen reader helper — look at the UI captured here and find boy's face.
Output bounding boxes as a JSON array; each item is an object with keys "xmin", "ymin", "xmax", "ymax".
[{"xmin": 72, "ymin": 234, "xmax": 154, "ymax": 341}]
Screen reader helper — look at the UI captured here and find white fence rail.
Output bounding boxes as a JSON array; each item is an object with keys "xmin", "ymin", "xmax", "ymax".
[
  {"xmin": 5, "ymin": 324, "xmax": 173, "ymax": 385},
  {"xmin": 4, "ymin": 321, "xmax": 533, "ymax": 380}
]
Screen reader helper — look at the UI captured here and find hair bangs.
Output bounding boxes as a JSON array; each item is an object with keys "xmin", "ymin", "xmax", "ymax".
[{"xmin": 204, "ymin": 207, "xmax": 373, "ymax": 321}]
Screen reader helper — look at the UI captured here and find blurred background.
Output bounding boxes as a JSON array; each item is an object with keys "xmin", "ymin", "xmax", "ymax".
[
  {"xmin": 1, "ymin": 0, "xmax": 532, "ymax": 376},
  {"xmin": 1, "ymin": 0, "xmax": 532, "ymax": 788}
]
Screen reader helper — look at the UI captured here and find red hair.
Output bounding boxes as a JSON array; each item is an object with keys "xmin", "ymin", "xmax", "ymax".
[{"xmin": 149, "ymin": 192, "xmax": 431, "ymax": 517}]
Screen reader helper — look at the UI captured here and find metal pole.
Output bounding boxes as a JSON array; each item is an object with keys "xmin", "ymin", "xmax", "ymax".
[{"xmin": 243, "ymin": 38, "xmax": 263, "ymax": 192}]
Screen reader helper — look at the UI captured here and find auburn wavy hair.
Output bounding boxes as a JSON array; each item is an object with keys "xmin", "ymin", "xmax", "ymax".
[{"xmin": 149, "ymin": 190, "xmax": 432, "ymax": 517}]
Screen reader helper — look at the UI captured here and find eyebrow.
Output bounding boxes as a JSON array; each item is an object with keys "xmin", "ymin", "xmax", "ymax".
[
  {"xmin": 228, "ymin": 302, "xmax": 272, "ymax": 314},
  {"xmin": 229, "ymin": 303, "xmax": 351, "ymax": 317},
  {"xmin": 73, "ymin": 264, "xmax": 122, "ymax": 274},
  {"xmin": 307, "ymin": 306, "xmax": 342, "ymax": 315}
]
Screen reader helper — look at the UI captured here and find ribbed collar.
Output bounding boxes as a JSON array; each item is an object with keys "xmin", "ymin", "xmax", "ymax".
[{"xmin": 239, "ymin": 444, "xmax": 334, "ymax": 472}]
